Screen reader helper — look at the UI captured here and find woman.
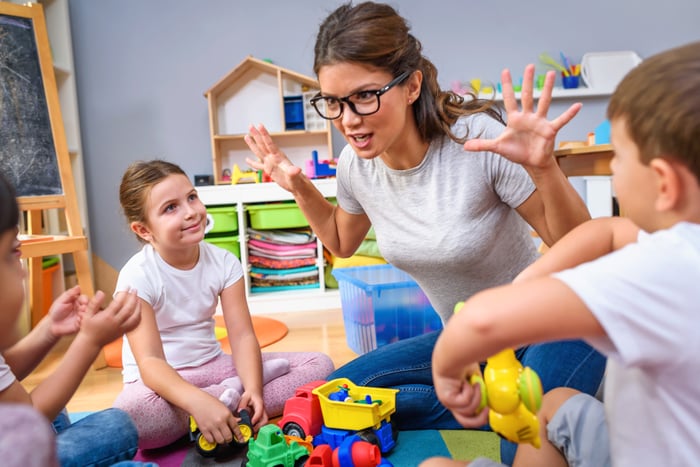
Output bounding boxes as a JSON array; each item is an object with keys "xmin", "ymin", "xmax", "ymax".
[{"xmin": 244, "ymin": 2, "xmax": 605, "ymax": 464}]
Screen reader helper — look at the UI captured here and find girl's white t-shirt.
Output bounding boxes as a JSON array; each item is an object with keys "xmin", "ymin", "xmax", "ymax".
[{"xmin": 115, "ymin": 242, "xmax": 243, "ymax": 382}]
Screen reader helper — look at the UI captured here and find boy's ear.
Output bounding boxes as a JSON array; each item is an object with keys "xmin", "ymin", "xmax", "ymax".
[
  {"xmin": 130, "ymin": 221, "xmax": 152, "ymax": 243},
  {"xmin": 650, "ymin": 158, "xmax": 680, "ymax": 212}
]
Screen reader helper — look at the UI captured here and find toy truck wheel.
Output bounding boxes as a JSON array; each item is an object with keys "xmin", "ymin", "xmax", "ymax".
[
  {"xmin": 282, "ymin": 422, "xmax": 306, "ymax": 439},
  {"xmin": 358, "ymin": 429, "xmax": 380, "ymax": 448},
  {"xmin": 390, "ymin": 419, "xmax": 399, "ymax": 442},
  {"xmin": 233, "ymin": 409, "xmax": 254, "ymax": 447},
  {"xmin": 293, "ymin": 455, "xmax": 309, "ymax": 467},
  {"xmin": 195, "ymin": 433, "xmax": 220, "ymax": 458}
]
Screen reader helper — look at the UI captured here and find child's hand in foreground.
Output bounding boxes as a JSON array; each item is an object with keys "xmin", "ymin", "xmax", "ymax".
[
  {"xmin": 433, "ymin": 363, "xmax": 490, "ymax": 429},
  {"xmin": 79, "ymin": 289, "xmax": 141, "ymax": 347},
  {"xmin": 48, "ymin": 285, "xmax": 87, "ymax": 338}
]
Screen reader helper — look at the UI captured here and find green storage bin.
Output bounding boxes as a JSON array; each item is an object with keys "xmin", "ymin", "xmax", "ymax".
[
  {"xmin": 246, "ymin": 202, "xmax": 309, "ymax": 229},
  {"xmin": 204, "ymin": 235, "xmax": 240, "ymax": 259},
  {"xmin": 206, "ymin": 206, "xmax": 238, "ymax": 234}
]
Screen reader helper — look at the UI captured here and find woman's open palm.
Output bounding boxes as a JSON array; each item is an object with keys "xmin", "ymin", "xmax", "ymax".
[
  {"xmin": 244, "ymin": 124, "xmax": 303, "ymax": 192},
  {"xmin": 464, "ymin": 64, "xmax": 581, "ymax": 169}
]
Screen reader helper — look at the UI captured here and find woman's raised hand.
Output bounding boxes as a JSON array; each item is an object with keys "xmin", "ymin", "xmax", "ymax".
[
  {"xmin": 464, "ymin": 64, "xmax": 581, "ymax": 170},
  {"xmin": 244, "ymin": 124, "xmax": 303, "ymax": 192}
]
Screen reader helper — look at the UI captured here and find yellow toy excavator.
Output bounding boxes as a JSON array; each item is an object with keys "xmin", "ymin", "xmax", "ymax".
[{"xmin": 454, "ymin": 303, "xmax": 543, "ymax": 448}]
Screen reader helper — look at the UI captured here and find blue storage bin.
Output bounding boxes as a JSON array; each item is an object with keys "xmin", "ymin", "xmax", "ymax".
[
  {"xmin": 332, "ymin": 264, "xmax": 442, "ymax": 354},
  {"xmin": 284, "ymin": 95, "xmax": 305, "ymax": 130}
]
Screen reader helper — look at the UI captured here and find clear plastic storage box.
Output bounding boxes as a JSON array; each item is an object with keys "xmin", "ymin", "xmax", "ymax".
[{"xmin": 332, "ymin": 264, "xmax": 442, "ymax": 354}]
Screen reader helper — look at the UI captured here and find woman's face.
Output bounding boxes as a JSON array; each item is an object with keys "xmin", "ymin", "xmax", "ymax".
[{"xmin": 317, "ymin": 62, "xmax": 419, "ymax": 165}]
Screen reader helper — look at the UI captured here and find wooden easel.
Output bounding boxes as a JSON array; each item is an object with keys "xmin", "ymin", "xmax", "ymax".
[{"xmin": 1, "ymin": 2, "xmax": 103, "ymax": 367}]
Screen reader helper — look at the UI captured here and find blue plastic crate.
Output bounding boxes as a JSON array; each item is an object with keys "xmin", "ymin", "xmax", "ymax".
[
  {"xmin": 332, "ymin": 264, "xmax": 442, "ymax": 354},
  {"xmin": 284, "ymin": 95, "xmax": 305, "ymax": 130}
]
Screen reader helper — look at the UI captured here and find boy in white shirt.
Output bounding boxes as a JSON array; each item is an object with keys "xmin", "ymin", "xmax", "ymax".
[{"xmin": 425, "ymin": 40, "xmax": 700, "ymax": 467}]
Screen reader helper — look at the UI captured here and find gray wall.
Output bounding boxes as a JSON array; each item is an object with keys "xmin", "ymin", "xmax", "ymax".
[{"xmin": 68, "ymin": 0, "xmax": 700, "ymax": 270}]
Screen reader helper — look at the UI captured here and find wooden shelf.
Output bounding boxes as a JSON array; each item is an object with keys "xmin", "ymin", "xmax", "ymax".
[
  {"xmin": 205, "ymin": 55, "xmax": 333, "ymax": 185},
  {"xmin": 555, "ymin": 144, "xmax": 614, "ymax": 176},
  {"xmin": 20, "ymin": 235, "xmax": 88, "ymax": 259}
]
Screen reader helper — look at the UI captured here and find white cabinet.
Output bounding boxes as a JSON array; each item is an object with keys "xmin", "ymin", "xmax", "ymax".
[{"xmin": 198, "ymin": 181, "xmax": 341, "ymax": 314}]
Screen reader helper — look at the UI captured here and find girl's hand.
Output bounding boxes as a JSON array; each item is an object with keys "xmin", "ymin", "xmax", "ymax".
[
  {"xmin": 244, "ymin": 124, "xmax": 304, "ymax": 192},
  {"xmin": 464, "ymin": 64, "xmax": 581, "ymax": 170},
  {"xmin": 239, "ymin": 391, "xmax": 268, "ymax": 431},
  {"xmin": 191, "ymin": 393, "xmax": 240, "ymax": 446},
  {"xmin": 48, "ymin": 285, "xmax": 84, "ymax": 337},
  {"xmin": 79, "ymin": 289, "xmax": 141, "ymax": 347},
  {"xmin": 433, "ymin": 364, "xmax": 490, "ymax": 429}
]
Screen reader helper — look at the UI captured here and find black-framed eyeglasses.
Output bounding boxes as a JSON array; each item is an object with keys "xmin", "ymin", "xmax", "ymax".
[{"xmin": 310, "ymin": 71, "xmax": 412, "ymax": 120}]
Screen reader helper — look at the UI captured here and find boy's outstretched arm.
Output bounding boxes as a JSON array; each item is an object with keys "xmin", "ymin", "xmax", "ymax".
[
  {"xmin": 432, "ymin": 277, "xmax": 605, "ymax": 427},
  {"xmin": 516, "ymin": 216, "xmax": 639, "ymax": 282},
  {"xmin": 0, "ymin": 290, "xmax": 141, "ymax": 420}
]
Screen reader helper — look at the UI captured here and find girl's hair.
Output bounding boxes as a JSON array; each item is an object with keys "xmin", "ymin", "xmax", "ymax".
[
  {"xmin": 0, "ymin": 173, "xmax": 20, "ymax": 234},
  {"xmin": 119, "ymin": 160, "xmax": 186, "ymax": 242},
  {"xmin": 608, "ymin": 41, "xmax": 700, "ymax": 181},
  {"xmin": 313, "ymin": 1, "xmax": 504, "ymax": 144}
]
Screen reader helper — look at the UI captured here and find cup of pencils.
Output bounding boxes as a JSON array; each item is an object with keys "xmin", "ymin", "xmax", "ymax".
[
  {"xmin": 562, "ymin": 72, "xmax": 580, "ymax": 89},
  {"xmin": 540, "ymin": 52, "xmax": 581, "ymax": 89}
]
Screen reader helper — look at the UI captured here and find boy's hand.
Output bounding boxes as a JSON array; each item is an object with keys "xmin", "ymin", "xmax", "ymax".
[
  {"xmin": 48, "ymin": 285, "xmax": 85, "ymax": 338},
  {"xmin": 433, "ymin": 364, "xmax": 490, "ymax": 429},
  {"xmin": 79, "ymin": 289, "xmax": 141, "ymax": 347}
]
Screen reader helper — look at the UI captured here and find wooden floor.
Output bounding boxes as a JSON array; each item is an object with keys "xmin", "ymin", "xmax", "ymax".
[{"xmin": 21, "ymin": 308, "xmax": 357, "ymax": 414}]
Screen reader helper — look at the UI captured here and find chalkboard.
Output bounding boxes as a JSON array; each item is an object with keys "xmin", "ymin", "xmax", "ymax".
[{"xmin": 0, "ymin": 12, "xmax": 62, "ymax": 197}]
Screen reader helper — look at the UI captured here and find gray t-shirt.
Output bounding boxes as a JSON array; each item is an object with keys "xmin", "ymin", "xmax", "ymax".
[{"xmin": 336, "ymin": 113, "xmax": 539, "ymax": 322}]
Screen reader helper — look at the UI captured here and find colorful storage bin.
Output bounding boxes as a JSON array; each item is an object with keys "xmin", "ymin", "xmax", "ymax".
[
  {"xmin": 204, "ymin": 235, "xmax": 240, "ymax": 259},
  {"xmin": 332, "ymin": 264, "xmax": 442, "ymax": 355},
  {"xmin": 205, "ymin": 205, "xmax": 238, "ymax": 234},
  {"xmin": 246, "ymin": 202, "xmax": 309, "ymax": 230}
]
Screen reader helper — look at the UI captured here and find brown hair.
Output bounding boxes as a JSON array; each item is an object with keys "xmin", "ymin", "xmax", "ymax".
[
  {"xmin": 119, "ymin": 160, "xmax": 187, "ymax": 241},
  {"xmin": 0, "ymin": 173, "xmax": 19, "ymax": 235},
  {"xmin": 313, "ymin": 1, "xmax": 504, "ymax": 144},
  {"xmin": 608, "ymin": 41, "xmax": 700, "ymax": 181}
]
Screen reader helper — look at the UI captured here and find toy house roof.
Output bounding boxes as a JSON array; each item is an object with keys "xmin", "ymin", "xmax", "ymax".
[{"xmin": 204, "ymin": 55, "xmax": 319, "ymax": 98}]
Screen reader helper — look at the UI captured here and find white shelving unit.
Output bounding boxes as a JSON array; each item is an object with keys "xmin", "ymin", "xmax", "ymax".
[
  {"xmin": 201, "ymin": 57, "xmax": 341, "ymax": 314},
  {"xmin": 472, "ymin": 86, "xmax": 611, "ymax": 101},
  {"xmin": 198, "ymin": 180, "xmax": 341, "ymax": 314}
]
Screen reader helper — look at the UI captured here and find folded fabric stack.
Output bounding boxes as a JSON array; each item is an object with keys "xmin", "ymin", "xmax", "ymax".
[{"xmin": 247, "ymin": 228, "xmax": 320, "ymax": 293}]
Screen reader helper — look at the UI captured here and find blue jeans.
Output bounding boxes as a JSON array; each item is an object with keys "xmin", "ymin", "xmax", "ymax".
[
  {"xmin": 53, "ymin": 408, "xmax": 139, "ymax": 467},
  {"xmin": 328, "ymin": 330, "xmax": 606, "ymax": 466}
]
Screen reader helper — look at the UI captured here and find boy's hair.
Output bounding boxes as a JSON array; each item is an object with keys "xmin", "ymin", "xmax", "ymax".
[
  {"xmin": 608, "ymin": 41, "xmax": 700, "ymax": 181},
  {"xmin": 0, "ymin": 173, "xmax": 20, "ymax": 234},
  {"xmin": 119, "ymin": 160, "xmax": 187, "ymax": 242}
]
